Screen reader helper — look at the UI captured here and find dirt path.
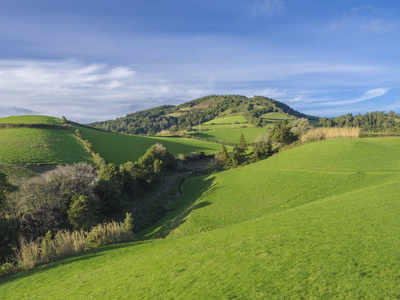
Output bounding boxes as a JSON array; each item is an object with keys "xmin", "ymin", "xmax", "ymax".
[{"xmin": 131, "ymin": 172, "xmax": 191, "ymax": 215}]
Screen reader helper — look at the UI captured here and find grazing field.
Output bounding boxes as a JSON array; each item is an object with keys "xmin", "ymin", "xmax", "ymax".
[
  {"xmin": 73, "ymin": 125, "xmax": 231, "ymax": 165},
  {"xmin": 203, "ymin": 115, "xmax": 247, "ymax": 124},
  {"xmin": 2, "ymin": 138, "xmax": 400, "ymax": 298},
  {"xmin": 261, "ymin": 112, "xmax": 294, "ymax": 120},
  {"xmin": 189, "ymin": 127, "xmax": 267, "ymax": 144},
  {"xmin": 0, "ymin": 128, "xmax": 93, "ymax": 165},
  {"xmin": 0, "ymin": 115, "xmax": 63, "ymax": 125},
  {"xmin": 200, "ymin": 124, "xmax": 254, "ymax": 130}
]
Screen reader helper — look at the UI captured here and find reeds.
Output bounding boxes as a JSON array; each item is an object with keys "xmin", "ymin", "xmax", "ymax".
[
  {"xmin": 14, "ymin": 213, "xmax": 134, "ymax": 271},
  {"xmin": 301, "ymin": 127, "xmax": 361, "ymax": 143}
]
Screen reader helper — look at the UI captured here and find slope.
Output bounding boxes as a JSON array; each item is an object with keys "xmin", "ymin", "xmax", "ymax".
[
  {"xmin": 90, "ymin": 95, "xmax": 318, "ymax": 136},
  {"xmin": 73, "ymin": 125, "xmax": 232, "ymax": 165},
  {"xmin": 0, "ymin": 116, "xmax": 93, "ymax": 166},
  {"xmin": 2, "ymin": 137, "xmax": 400, "ymax": 298}
]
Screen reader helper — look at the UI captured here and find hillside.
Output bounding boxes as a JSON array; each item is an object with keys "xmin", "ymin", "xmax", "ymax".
[
  {"xmin": 73, "ymin": 125, "xmax": 233, "ymax": 165},
  {"xmin": 89, "ymin": 95, "xmax": 318, "ymax": 136},
  {"xmin": 2, "ymin": 137, "xmax": 400, "ymax": 298},
  {"xmin": 0, "ymin": 115, "xmax": 93, "ymax": 166}
]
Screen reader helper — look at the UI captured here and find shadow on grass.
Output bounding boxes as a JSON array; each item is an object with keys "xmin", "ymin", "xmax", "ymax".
[
  {"xmin": 0, "ymin": 240, "xmax": 152, "ymax": 285},
  {"xmin": 141, "ymin": 174, "xmax": 217, "ymax": 239}
]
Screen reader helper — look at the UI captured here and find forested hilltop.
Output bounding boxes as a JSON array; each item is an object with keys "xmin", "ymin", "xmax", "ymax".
[{"xmin": 89, "ymin": 95, "xmax": 317, "ymax": 135}]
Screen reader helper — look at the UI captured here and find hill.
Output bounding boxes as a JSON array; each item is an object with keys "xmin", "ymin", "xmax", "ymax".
[
  {"xmin": 2, "ymin": 137, "xmax": 400, "ymax": 298},
  {"xmin": 0, "ymin": 115, "xmax": 93, "ymax": 166},
  {"xmin": 89, "ymin": 95, "xmax": 318, "ymax": 136},
  {"xmin": 72, "ymin": 125, "xmax": 233, "ymax": 165}
]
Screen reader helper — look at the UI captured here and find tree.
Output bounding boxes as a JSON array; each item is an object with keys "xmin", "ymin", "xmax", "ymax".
[
  {"xmin": 237, "ymin": 134, "xmax": 248, "ymax": 155},
  {"xmin": 67, "ymin": 195, "xmax": 97, "ymax": 230},
  {"xmin": 269, "ymin": 120, "xmax": 298, "ymax": 145}
]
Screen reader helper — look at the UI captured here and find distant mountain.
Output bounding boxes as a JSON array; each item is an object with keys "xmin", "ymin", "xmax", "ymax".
[{"xmin": 89, "ymin": 95, "xmax": 318, "ymax": 135}]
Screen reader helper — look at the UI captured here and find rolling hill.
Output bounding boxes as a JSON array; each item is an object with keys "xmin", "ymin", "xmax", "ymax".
[
  {"xmin": 2, "ymin": 137, "xmax": 399, "ymax": 298},
  {"xmin": 0, "ymin": 116, "xmax": 93, "ymax": 166},
  {"xmin": 89, "ymin": 95, "xmax": 318, "ymax": 137}
]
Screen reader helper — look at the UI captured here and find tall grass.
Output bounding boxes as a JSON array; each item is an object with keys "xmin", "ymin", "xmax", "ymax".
[
  {"xmin": 14, "ymin": 214, "xmax": 134, "ymax": 272},
  {"xmin": 301, "ymin": 127, "xmax": 361, "ymax": 143}
]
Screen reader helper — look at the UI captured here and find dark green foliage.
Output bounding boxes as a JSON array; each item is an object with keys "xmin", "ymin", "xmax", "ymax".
[
  {"xmin": 319, "ymin": 111, "xmax": 400, "ymax": 132},
  {"xmin": 89, "ymin": 95, "xmax": 316, "ymax": 135},
  {"xmin": 269, "ymin": 120, "xmax": 298, "ymax": 145},
  {"xmin": 252, "ymin": 139, "xmax": 273, "ymax": 160},
  {"xmin": 236, "ymin": 134, "xmax": 248, "ymax": 155},
  {"xmin": 0, "ymin": 218, "xmax": 17, "ymax": 264},
  {"xmin": 67, "ymin": 195, "xmax": 98, "ymax": 230}
]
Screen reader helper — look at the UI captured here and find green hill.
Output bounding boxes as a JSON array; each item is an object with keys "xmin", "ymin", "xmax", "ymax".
[
  {"xmin": 73, "ymin": 125, "xmax": 233, "ymax": 165},
  {"xmin": 0, "ymin": 116, "xmax": 93, "ymax": 166},
  {"xmin": 89, "ymin": 95, "xmax": 318, "ymax": 136},
  {"xmin": 2, "ymin": 137, "xmax": 400, "ymax": 298}
]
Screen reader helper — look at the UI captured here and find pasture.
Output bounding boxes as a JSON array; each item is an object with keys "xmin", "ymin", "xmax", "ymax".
[
  {"xmin": 0, "ymin": 115, "xmax": 63, "ymax": 125},
  {"xmin": 73, "ymin": 125, "xmax": 232, "ymax": 165},
  {"xmin": 189, "ymin": 127, "xmax": 267, "ymax": 144},
  {"xmin": 2, "ymin": 138, "xmax": 399, "ymax": 298},
  {"xmin": 0, "ymin": 128, "xmax": 93, "ymax": 165}
]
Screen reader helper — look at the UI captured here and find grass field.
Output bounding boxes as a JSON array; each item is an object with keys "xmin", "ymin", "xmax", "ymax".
[
  {"xmin": 73, "ymin": 125, "xmax": 232, "ymax": 165},
  {"xmin": 2, "ymin": 138, "xmax": 400, "ymax": 298},
  {"xmin": 199, "ymin": 124, "xmax": 254, "ymax": 130},
  {"xmin": 0, "ymin": 128, "xmax": 93, "ymax": 165},
  {"xmin": 0, "ymin": 115, "xmax": 62, "ymax": 125},
  {"xmin": 203, "ymin": 115, "xmax": 247, "ymax": 125},
  {"xmin": 189, "ymin": 127, "xmax": 267, "ymax": 144},
  {"xmin": 261, "ymin": 112, "xmax": 294, "ymax": 120}
]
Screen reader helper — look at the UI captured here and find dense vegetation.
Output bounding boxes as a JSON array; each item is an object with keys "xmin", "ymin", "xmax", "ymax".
[
  {"xmin": 319, "ymin": 111, "xmax": 400, "ymax": 132},
  {"xmin": 90, "ymin": 95, "xmax": 316, "ymax": 135},
  {"xmin": 2, "ymin": 138, "xmax": 400, "ymax": 298}
]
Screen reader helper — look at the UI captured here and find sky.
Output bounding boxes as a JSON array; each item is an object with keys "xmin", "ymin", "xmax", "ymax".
[{"xmin": 0, "ymin": 0, "xmax": 399, "ymax": 123}]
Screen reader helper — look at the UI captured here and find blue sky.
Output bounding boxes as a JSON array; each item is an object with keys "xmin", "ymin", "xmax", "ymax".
[{"xmin": 0, "ymin": 0, "xmax": 399, "ymax": 123}]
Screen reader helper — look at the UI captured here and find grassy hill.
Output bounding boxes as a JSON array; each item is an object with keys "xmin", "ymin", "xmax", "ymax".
[
  {"xmin": 0, "ymin": 116, "xmax": 93, "ymax": 166},
  {"xmin": 0, "ymin": 115, "xmax": 62, "ymax": 125},
  {"xmin": 73, "ymin": 125, "xmax": 232, "ymax": 165},
  {"xmin": 89, "ymin": 95, "xmax": 318, "ymax": 136},
  {"xmin": 2, "ymin": 137, "xmax": 400, "ymax": 298}
]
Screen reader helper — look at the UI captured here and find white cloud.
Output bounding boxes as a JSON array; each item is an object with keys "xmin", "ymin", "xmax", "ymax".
[
  {"xmin": 318, "ymin": 88, "xmax": 389, "ymax": 106},
  {"xmin": 250, "ymin": 0, "xmax": 284, "ymax": 18}
]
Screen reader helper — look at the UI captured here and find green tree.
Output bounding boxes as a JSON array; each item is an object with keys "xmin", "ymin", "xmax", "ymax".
[
  {"xmin": 67, "ymin": 195, "xmax": 98, "ymax": 230},
  {"xmin": 237, "ymin": 134, "xmax": 248, "ymax": 155}
]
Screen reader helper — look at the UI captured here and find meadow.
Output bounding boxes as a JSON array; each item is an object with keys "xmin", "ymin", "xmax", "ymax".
[
  {"xmin": 188, "ymin": 127, "xmax": 267, "ymax": 144},
  {"xmin": 261, "ymin": 112, "xmax": 294, "ymax": 120},
  {"xmin": 73, "ymin": 125, "xmax": 232, "ymax": 165},
  {"xmin": 0, "ymin": 115, "xmax": 63, "ymax": 125},
  {"xmin": 0, "ymin": 128, "xmax": 93, "ymax": 165},
  {"xmin": 203, "ymin": 115, "xmax": 247, "ymax": 124},
  {"xmin": 2, "ymin": 137, "xmax": 399, "ymax": 298}
]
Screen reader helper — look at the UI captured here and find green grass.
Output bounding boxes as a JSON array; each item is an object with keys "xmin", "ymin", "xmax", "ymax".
[
  {"xmin": 203, "ymin": 115, "xmax": 247, "ymax": 125},
  {"xmin": 2, "ymin": 138, "xmax": 400, "ymax": 298},
  {"xmin": 0, "ymin": 128, "xmax": 93, "ymax": 165},
  {"xmin": 0, "ymin": 115, "xmax": 62, "ymax": 125},
  {"xmin": 189, "ymin": 127, "xmax": 267, "ymax": 144},
  {"xmin": 199, "ymin": 124, "xmax": 254, "ymax": 130},
  {"xmin": 261, "ymin": 112, "xmax": 294, "ymax": 120},
  {"xmin": 0, "ymin": 164, "xmax": 37, "ymax": 179},
  {"xmin": 73, "ymin": 125, "xmax": 232, "ymax": 165}
]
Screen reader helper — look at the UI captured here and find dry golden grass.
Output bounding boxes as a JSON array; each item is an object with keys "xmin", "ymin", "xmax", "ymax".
[
  {"xmin": 301, "ymin": 127, "xmax": 361, "ymax": 143},
  {"xmin": 15, "ymin": 214, "xmax": 134, "ymax": 271}
]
